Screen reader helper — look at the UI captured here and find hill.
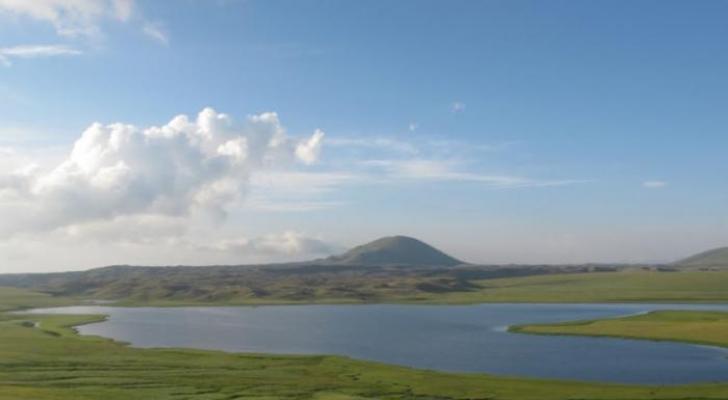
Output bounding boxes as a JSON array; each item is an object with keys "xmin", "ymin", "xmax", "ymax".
[
  {"xmin": 324, "ymin": 236, "xmax": 464, "ymax": 266},
  {"xmin": 676, "ymin": 247, "xmax": 728, "ymax": 268}
]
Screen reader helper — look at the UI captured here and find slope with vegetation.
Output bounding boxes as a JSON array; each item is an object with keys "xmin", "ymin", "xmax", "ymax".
[
  {"xmin": 0, "ymin": 263, "xmax": 566, "ymax": 305},
  {"xmin": 5, "ymin": 268, "xmax": 728, "ymax": 305},
  {"xmin": 676, "ymin": 246, "xmax": 728, "ymax": 269},
  {"xmin": 0, "ymin": 286, "xmax": 75, "ymax": 312},
  {"xmin": 324, "ymin": 235, "xmax": 464, "ymax": 266}
]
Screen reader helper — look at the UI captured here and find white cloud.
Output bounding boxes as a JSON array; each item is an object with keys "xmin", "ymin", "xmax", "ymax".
[
  {"xmin": 61, "ymin": 214, "xmax": 187, "ymax": 245},
  {"xmin": 0, "ymin": 0, "xmax": 167, "ymax": 47},
  {"xmin": 408, "ymin": 122, "xmax": 417, "ymax": 132},
  {"xmin": 295, "ymin": 129, "xmax": 325, "ymax": 164},
  {"xmin": 643, "ymin": 180, "xmax": 667, "ymax": 189},
  {"xmin": 248, "ymin": 170, "xmax": 356, "ymax": 212},
  {"xmin": 451, "ymin": 101, "xmax": 466, "ymax": 113},
  {"xmin": 0, "ymin": 115, "xmax": 589, "ymax": 271},
  {"xmin": 142, "ymin": 21, "xmax": 168, "ymax": 45},
  {"xmin": 362, "ymin": 159, "xmax": 585, "ymax": 188},
  {"xmin": 0, "ymin": 225, "xmax": 339, "ymax": 271},
  {"xmin": 58, "ymin": 214, "xmax": 337, "ymax": 257},
  {"xmin": 206, "ymin": 231, "xmax": 338, "ymax": 257},
  {"xmin": 425, "ymin": 139, "xmax": 519, "ymax": 154},
  {"xmin": 0, "ymin": 44, "xmax": 81, "ymax": 66},
  {"xmin": 0, "ymin": 107, "xmax": 326, "ymax": 236},
  {"xmin": 0, "ymin": 0, "xmax": 134, "ymax": 38},
  {"xmin": 245, "ymin": 135, "xmax": 583, "ymax": 213},
  {"xmin": 113, "ymin": 0, "xmax": 132, "ymax": 21},
  {"xmin": 325, "ymin": 137, "xmax": 418, "ymax": 154}
]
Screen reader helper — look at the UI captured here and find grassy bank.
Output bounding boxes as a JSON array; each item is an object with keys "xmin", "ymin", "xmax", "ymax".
[
  {"xmin": 3, "ymin": 288, "xmax": 728, "ymax": 399},
  {"xmin": 511, "ymin": 310, "xmax": 728, "ymax": 349}
]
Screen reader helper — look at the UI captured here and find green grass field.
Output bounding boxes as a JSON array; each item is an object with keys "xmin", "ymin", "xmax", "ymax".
[
  {"xmin": 413, "ymin": 270, "xmax": 728, "ymax": 304},
  {"xmin": 3, "ymin": 287, "xmax": 728, "ymax": 399},
  {"xmin": 0, "ymin": 286, "xmax": 75, "ymax": 312},
  {"xmin": 511, "ymin": 310, "xmax": 728, "ymax": 349}
]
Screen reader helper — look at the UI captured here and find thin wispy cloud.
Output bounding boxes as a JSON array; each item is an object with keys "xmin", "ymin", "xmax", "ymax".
[
  {"xmin": 643, "ymin": 180, "xmax": 667, "ymax": 189},
  {"xmin": 408, "ymin": 122, "xmax": 418, "ymax": 132},
  {"xmin": 0, "ymin": 0, "xmax": 134, "ymax": 38},
  {"xmin": 143, "ymin": 22, "xmax": 169, "ymax": 45},
  {"xmin": 290, "ymin": 133, "xmax": 581, "ymax": 209},
  {"xmin": 245, "ymin": 154, "xmax": 586, "ymax": 214},
  {"xmin": 362, "ymin": 159, "xmax": 586, "ymax": 189},
  {"xmin": 327, "ymin": 134, "xmax": 517, "ymax": 161},
  {"xmin": 248, "ymin": 171, "xmax": 357, "ymax": 212},
  {"xmin": 0, "ymin": 45, "xmax": 82, "ymax": 66},
  {"xmin": 254, "ymin": 158, "xmax": 574, "ymax": 213},
  {"xmin": 326, "ymin": 137, "xmax": 419, "ymax": 155},
  {"xmin": 451, "ymin": 101, "xmax": 466, "ymax": 113},
  {"xmin": 0, "ymin": 0, "xmax": 168, "ymax": 48},
  {"xmin": 425, "ymin": 139, "xmax": 520, "ymax": 154}
]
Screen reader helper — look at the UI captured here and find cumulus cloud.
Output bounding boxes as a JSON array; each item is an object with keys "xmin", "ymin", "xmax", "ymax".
[
  {"xmin": 295, "ymin": 129, "xmax": 325, "ymax": 164},
  {"xmin": 0, "ymin": 107, "xmax": 326, "ymax": 236},
  {"xmin": 0, "ymin": 44, "xmax": 81, "ymax": 66},
  {"xmin": 0, "ymin": 0, "xmax": 134, "ymax": 38}
]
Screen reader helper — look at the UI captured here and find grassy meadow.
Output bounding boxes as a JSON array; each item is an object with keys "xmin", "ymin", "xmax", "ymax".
[
  {"xmin": 0, "ymin": 286, "xmax": 76, "ymax": 312},
  {"xmin": 413, "ymin": 270, "xmax": 728, "ymax": 304},
  {"xmin": 511, "ymin": 310, "xmax": 728, "ymax": 349}
]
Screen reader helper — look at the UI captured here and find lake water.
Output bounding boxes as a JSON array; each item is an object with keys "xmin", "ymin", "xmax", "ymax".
[{"xmin": 28, "ymin": 303, "xmax": 728, "ymax": 384}]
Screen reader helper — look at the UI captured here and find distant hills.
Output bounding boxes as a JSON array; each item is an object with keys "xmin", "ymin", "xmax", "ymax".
[
  {"xmin": 323, "ymin": 235, "xmax": 464, "ymax": 267},
  {"xmin": 676, "ymin": 247, "xmax": 728, "ymax": 269},
  {"xmin": 3, "ymin": 236, "xmax": 728, "ymax": 305},
  {"xmin": 0, "ymin": 236, "xmax": 545, "ymax": 304}
]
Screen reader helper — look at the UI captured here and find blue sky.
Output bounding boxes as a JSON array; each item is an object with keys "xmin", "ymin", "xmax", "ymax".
[{"xmin": 0, "ymin": 0, "xmax": 727, "ymax": 271}]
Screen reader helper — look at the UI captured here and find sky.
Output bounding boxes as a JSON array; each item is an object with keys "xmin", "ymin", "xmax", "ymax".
[{"xmin": 0, "ymin": 0, "xmax": 727, "ymax": 272}]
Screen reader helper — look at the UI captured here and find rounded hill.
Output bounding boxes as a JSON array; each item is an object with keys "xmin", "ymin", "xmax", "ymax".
[
  {"xmin": 676, "ymin": 247, "xmax": 728, "ymax": 268},
  {"xmin": 325, "ymin": 236, "xmax": 464, "ymax": 267}
]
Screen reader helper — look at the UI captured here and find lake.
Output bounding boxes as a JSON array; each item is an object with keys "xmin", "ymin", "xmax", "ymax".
[{"xmin": 28, "ymin": 303, "xmax": 728, "ymax": 384}]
